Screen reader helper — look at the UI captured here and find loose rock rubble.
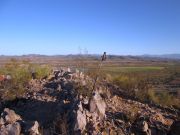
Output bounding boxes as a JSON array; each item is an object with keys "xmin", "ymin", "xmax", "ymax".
[
  {"xmin": 0, "ymin": 108, "xmax": 39, "ymax": 135},
  {"xmin": 0, "ymin": 68, "xmax": 179, "ymax": 135}
]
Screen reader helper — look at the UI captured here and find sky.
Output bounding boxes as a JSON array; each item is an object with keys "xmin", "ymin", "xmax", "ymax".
[{"xmin": 0, "ymin": 0, "xmax": 180, "ymax": 55}]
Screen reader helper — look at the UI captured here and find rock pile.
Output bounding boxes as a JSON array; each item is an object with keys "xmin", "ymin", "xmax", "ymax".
[
  {"xmin": 0, "ymin": 108, "xmax": 40, "ymax": 135},
  {"xmin": 0, "ymin": 68, "xmax": 179, "ymax": 135}
]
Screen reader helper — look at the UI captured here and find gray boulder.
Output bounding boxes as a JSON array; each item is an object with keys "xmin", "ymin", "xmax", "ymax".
[
  {"xmin": 28, "ymin": 121, "xmax": 40, "ymax": 135},
  {"xmin": 0, "ymin": 122, "xmax": 21, "ymax": 135},
  {"xmin": 74, "ymin": 102, "xmax": 87, "ymax": 133},
  {"xmin": 89, "ymin": 97, "xmax": 97, "ymax": 113},
  {"xmin": 89, "ymin": 91, "xmax": 106, "ymax": 119},
  {"xmin": 1, "ymin": 108, "xmax": 22, "ymax": 124},
  {"xmin": 133, "ymin": 119, "xmax": 151, "ymax": 135}
]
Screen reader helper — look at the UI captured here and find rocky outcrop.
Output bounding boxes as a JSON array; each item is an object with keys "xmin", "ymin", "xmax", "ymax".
[
  {"xmin": 0, "ymin": 68, "xmax": 179, "ymax": 135},
  {"xmin": 0, "ymin": 108, "xmax": 22, "ymax": 135},
  {"xmin": 0, "ymin": 108, "xmax": 41, "ymax": 135}
]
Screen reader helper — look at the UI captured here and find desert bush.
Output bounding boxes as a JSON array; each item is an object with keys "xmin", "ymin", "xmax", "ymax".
[
  {"xmin": 73, "ymin": 70, "xmax": 109, "ymax": 98},
  {"xmin": 126, "ymin": 107, "xmax": 140, "ymax": 122},
  {"xmin": 29, "ymin": 64, "xmax": 52, "ymax": 79},
  {"xmin": 112, "ymin": 74, "xmax": 140, "ymax": 96},
  {"xmin": 74, "ymin": 82, "xmax": 92, "ymax": 98},
  {"xmin": 75, "ymin": 52, "xmax": 107, "ymax": 97},
  {"xmin": 85, "ymin": 68, "xmax": 111, "ymax": 91},
  {"xmin": 148, "ymin": 89, "xmax": 180, "ymax": 107},
  {"xmin": 86, "ymin": 68, "xmax": 107, "ymax": 81},
  {"xmin": 0, "ymin": 60, "xmax": 31, "ymax": 100},
  {"xmin": 0, "ymin": 59, "xmax": 52, "ymax": 101},
  {"xmin": 112, "ymin": 73, "xmax": 180, "ymax": 107},
  {"xmin": 135, "ymin": 80, "xmax": 151, "ymax": 102}
]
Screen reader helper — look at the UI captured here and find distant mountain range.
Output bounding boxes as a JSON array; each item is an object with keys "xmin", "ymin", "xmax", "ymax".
[
  {"xmin": 0, "ymin": 54, "xmax": 180, "ymax": 60},
  {"xmin": 140, "ymin": 54, "xmax": 180, "ymax": 60}
]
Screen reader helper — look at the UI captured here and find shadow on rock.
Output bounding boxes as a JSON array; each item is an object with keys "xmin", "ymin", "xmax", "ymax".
[{"xmin": 6, "ymin": 98, "xmax": 60, "ymax": 127}]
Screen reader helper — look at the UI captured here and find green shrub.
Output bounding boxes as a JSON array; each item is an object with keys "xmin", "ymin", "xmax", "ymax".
[
  {"xmin": 0, "ymin": 59, "xmax": 52, "ymax": 101},
  {"xmin": 111, "ymin": 73, "xmax": 180, "ymax": 107},
  {"xmin": 148, "ymin": 89, "xmax": 180, "ymax": 107},
  {"xmin": 86, "ymin": 68, "xmax": 107, "ymax": 82},
  {"xmin": 126, "ymin": 107, "xmax": 140, "ymax": 122},
  {"xmin": 29, "ymin": 64, "xmax": 52, "ymax": 79},
  {"xmin": 112, "ymin": 74, "xmax": 140, "ymax": 96}
]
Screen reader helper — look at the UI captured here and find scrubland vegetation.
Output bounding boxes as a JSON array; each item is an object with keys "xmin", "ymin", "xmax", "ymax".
[
  {"xmin": 79, "ymin": 56, "xmax": 180, "ymax": 108},
  {"xmin": 104, "ymin": 65, "xmax": 180, "ymax": 108},
  {"xmin": 0, "ymin": 56, "xmax": 179, "ymax": 108},
  {"xmin": 0, "ymin": 59, "xmax": 52, "ymax": 101}
]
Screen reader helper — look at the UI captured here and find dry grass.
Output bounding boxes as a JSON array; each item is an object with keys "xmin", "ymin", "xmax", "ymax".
[{"xmin": 0, "ymin": 59, "xmax": 52, "ymax": 101}]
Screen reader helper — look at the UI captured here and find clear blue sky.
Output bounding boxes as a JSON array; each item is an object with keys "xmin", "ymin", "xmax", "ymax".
[{"xmin": 0, "ymin": 0, "xmax": 180, "ymax": 55}]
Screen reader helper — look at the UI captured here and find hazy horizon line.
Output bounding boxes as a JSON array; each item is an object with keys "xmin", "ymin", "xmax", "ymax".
[{"xmin": 0, "ymin": 53, "xmax": 180, "ymax": 57}]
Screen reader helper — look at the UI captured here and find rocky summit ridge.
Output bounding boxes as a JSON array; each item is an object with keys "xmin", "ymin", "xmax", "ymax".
[{"xmin": 0, "ymin": 68, "xmax": 179, "ymax": 135}]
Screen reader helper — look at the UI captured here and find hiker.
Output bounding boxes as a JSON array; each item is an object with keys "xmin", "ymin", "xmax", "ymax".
[{"xmin": 101, "ymin": 52, "xmax": 107, "ymax": 61}]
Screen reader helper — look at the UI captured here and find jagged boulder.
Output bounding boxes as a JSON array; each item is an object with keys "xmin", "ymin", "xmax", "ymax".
[
  {"xmin": 0, "ymin": 118, "xmax": 5, "ymax": 125},
  {"xmin": 89, "ymin": 91, "xmax": 106, "ymax": 119},
  {"xmin": 89, "ymin": 96, "xmax": 97, "ymax": 113},
  {"xmin": 141, "ymin": 121, "xmax": 149, "ymax": 132},
  {"xmin": 0, "ymin": 108, "xmax": 22, "ymax": 135},
  {"xmin": 0, "ymin": 122, "xmax": 21, "ymax": 135},
  {"xmin": 139, "ymin": 121, "xmax": 151, "ymax": 135},
  {"xmin": 132, "ymin": 118, "xmax": 151, "ymax": 135},
  {"xmin": 74, "ymin": 102, "xmax": 87, "ymax": 133},
  {"xmin": 28, "ymin": 121, "xmax": 40, "ymax": 135},
  {"xmin": 1, "ymin": 108, "xmax": 22, "ymax": 124}
]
